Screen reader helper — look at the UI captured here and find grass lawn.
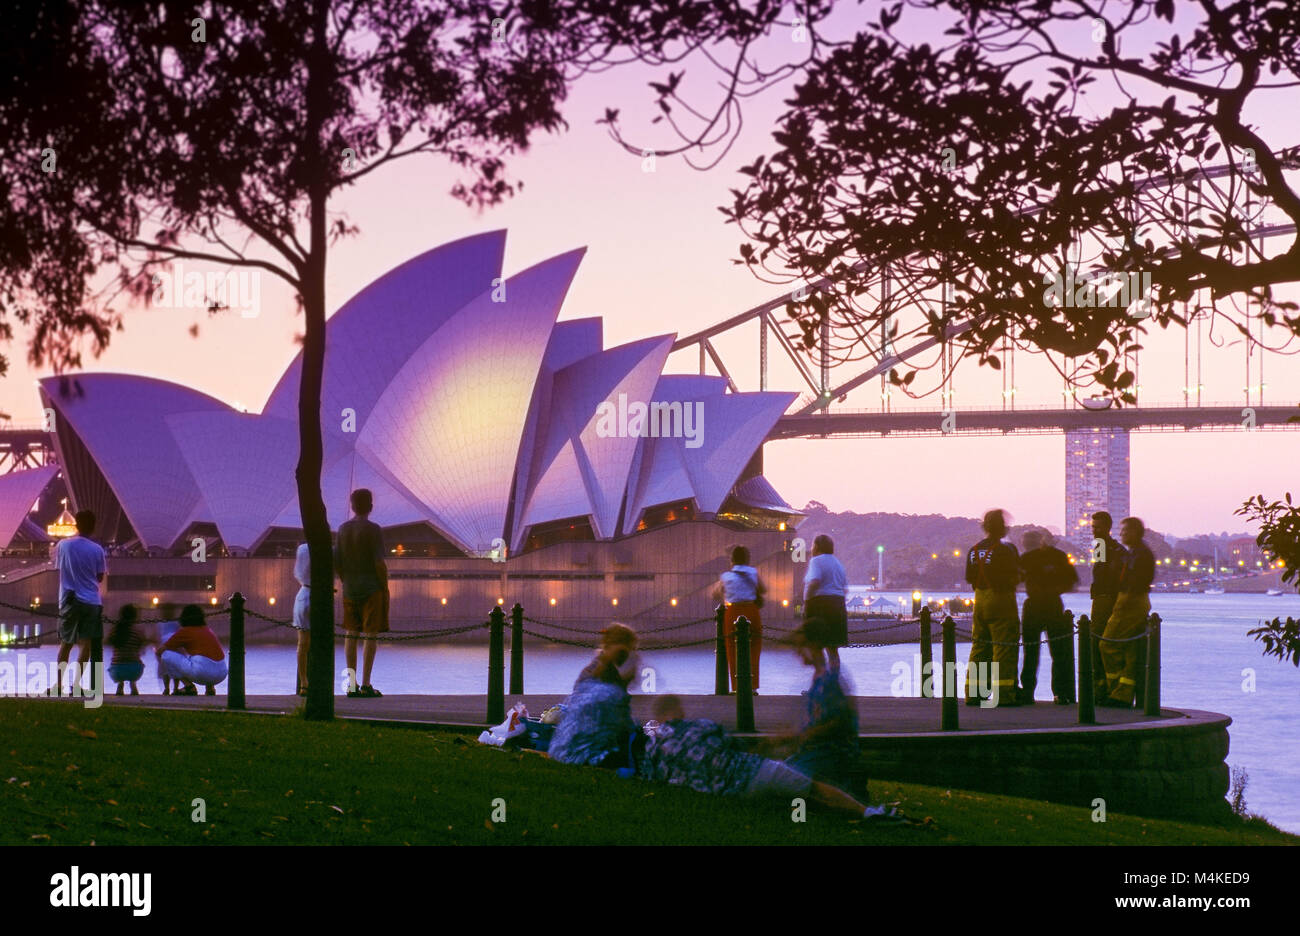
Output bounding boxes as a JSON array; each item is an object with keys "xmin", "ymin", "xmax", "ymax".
[{"xmin": 1, "ymin": 700, "xmax": 1294, "ymax": 846}]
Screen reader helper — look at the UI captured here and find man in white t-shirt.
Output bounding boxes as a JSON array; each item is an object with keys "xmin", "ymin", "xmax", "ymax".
[
  {"xmin": 803, "ymin": 535, "xmax": 849, "ymax": 670},
  {"xmin": 54, "ymin": 510, "xmax": 107, "ymax": 696}
]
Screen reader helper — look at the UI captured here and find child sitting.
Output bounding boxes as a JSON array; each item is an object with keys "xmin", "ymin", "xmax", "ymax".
[{"xmin": 108, "ymin": 604, "xmax": 146, "ymax": 696}]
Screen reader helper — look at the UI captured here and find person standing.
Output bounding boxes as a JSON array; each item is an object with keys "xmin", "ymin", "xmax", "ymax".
[
  {"xmin": 53, "ymin": 510, "xmax": 106, "ymax": 697},
  {"xmin": 711, "ymin": 545, "xmax": 765, "ymax": 693},
  {"xmin": 1018, "ymin": 531, "xmax": 1079, "ymax": 704},
  {"xmin": 336, "ymin": 489, "xmax": 389, "ymax": 698},
  {"xmin": 803, "ymin": 534, "xmax": 849, "ymax": 672},
  {"xmin": 1098, "ymin": 517, "xmax": 1156, "ymax": 708},
  {"xmin": 292, "ymin": 541, "xmax": 311, "ymax": 696},
  {"xmin": 1087, "ymin": 511, "xmax": 1125, "ymax": 700},
  {"xmin": 964, "ymin": 509, "xmax": 1021, "ymax": 707}
]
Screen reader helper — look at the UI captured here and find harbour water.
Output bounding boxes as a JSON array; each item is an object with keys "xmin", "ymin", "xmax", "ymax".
[{"xmin": 3, "ymin": 590, "xmax": 1298, "ymax": 833}]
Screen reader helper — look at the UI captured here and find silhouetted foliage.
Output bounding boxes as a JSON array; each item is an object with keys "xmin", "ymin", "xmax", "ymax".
[{"xmin": 0, "ymin": 0, "xmax": 798, "ymax": 718}]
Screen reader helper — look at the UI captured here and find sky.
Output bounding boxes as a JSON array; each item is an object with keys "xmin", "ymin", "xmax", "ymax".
[{"xmin": 3, "ymin": 3, "xmax": 1297, "ymax": 539}]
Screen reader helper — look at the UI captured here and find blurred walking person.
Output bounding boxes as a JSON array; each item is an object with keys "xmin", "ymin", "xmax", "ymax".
[
  {"xmin": 712, "ymin": 546, "xmax": 765, "ymax": 693},
  {"xmin": 803, "ymin": 535, "xmax": 848, "ymax": 671},
  {"xmin": 1018, "ymin": 531, "xmax": 1078, "ymax": 704},
  {"xmin": 1098, "ymin": 517, "xmax": 1156, "ymax": 708},
  {"xmin": 964, "ymin": 509, "xmax": 1021, "ymax": 707}
]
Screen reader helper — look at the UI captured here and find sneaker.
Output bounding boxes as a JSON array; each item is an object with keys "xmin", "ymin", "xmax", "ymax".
[{"xmin": 862, "ymin": 805, "xmax": 907, "ymax": 824}]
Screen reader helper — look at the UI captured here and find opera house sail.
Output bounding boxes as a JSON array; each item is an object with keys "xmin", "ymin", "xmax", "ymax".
[{"xmin": 12, "ymin": 232, "xmax": 802, "ymax": 626}]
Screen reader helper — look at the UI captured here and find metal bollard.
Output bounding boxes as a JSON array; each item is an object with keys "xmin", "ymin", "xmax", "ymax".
[
  {"xmin": 487, "ymin": 606, "xmax": 505, "ymax": 725},
  {"xmin": 735, "ymin": 615, "xmax": 755, "ymax": 732},
  {"xmin": 1133, "ymin": 609, "xmax": 1148, "ymax": 710},
  {"xmin": 1144, "ymin": 613, "xmax": 1161, "ymax": 717},
  {"xmin": 1077, "ymin": 614, "xmax": 1095, "ymax": 725},
  {"xmin": 1063, "ymin": 609, "xmax": 1076, "ymax": 703},
  {"xmin": 918, "ymin": 606, "xmax": 934, "ymax": 699},
  {"xmin": 940, "ymin": 615, "xmax": 958, "ymax": 731},
  {"xmin": 228, "ymin": 593, "xmax": 246, "ymax": 711},
  {"xmin": 714, "ymin": 604, "xmax": 729, "ymax": 695},
  {"xmin": 509, "ymin": 602, "xmax": 524, "ymax": 695}
]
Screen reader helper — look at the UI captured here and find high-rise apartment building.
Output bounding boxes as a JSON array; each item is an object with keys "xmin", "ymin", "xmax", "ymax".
[{"xmin": 1064, "ymin": 428, "xmax": 1130, "ymax": 558}]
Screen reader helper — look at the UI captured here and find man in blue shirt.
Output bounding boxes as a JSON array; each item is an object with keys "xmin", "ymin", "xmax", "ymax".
[{"xmin": 54, "ymin": 510, "xmax": 106, "ymax": 696}]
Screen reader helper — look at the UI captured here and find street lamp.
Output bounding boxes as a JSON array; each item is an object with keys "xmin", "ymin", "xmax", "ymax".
[{"xmin": 876, "ymin": 545, "xmax": 884, "ymax": 588}]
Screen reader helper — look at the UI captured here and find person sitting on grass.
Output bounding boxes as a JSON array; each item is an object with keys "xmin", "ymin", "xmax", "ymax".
[
  {"xmin": 156, "ymin": 604, "xmax": 228, "ymax": 697},
  {"xmin": 548, "ymin": 624, "xmax": 639, "ymax": 769},
  {"xmin": 107, "ymin": 604, "xmax": 146, "ymax": 696},
  {"xmin": 636, "ymin": 695, "xmax": 896, "ymax": 820},
  {"xmin": 779, "ymin": 622, "xmax": 862, "ymax": 792}
]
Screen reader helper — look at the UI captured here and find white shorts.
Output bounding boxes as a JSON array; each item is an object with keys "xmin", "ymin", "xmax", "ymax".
[
  {"xmin": 747, "ymin": 759, "xmax": 814, "ymax": 797},
  {"xmin": 293, "ymin": 587, "xmax": 311, "ymax": 631}
]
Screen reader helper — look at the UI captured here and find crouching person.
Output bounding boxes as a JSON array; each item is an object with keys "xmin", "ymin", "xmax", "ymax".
[
  {"xmin": 156, "ymin": 604, "xmax": 228, "ymax": 696},
  {"xmin": 637, "ymin": 696, "xmax": 885, "ymax": 819}
]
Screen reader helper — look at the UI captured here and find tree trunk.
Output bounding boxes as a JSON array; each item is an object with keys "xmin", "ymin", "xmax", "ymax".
[{"xmin": 301, "ymin": 0, "xmax": 334, "ymax": 721}]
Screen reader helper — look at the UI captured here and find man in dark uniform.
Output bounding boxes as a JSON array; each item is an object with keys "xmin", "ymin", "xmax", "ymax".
[
  {"xmin": 1098, "ymin": 517, "xmax": 1157, "ymax": 707},
  {"xmin": 1018, "ymin": 530, "xmax": 1079, "ymax": 704},
  {"xmin": 1088, "ymin": 511, "xmax": 1125, "ymax": 700},
  {"xmin": 964, "ymin": 509, "xmax": 1021, "ymax": 707}
]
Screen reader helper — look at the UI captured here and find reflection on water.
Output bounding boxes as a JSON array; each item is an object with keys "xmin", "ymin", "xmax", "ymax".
[{"xmin": 3, "ymin": 592, "xmax": 1297, "ymax": 833}]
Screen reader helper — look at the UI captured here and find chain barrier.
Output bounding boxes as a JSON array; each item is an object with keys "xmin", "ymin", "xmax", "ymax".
[{"xmin": 242, "ymin": 606, "xmax": 488, "ymax": 641}]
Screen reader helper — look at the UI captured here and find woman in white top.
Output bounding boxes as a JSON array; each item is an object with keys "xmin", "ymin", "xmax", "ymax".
[
  {"xmin": 293, "ymin": 542, "xmax": 311, "ymax": 696},
  {"xmin": 711, "ymin": 545, "xmax": 766, "ymax": 693},
  {"xmin": 803, "ymin": 535, "xmax": 849, "ymax": 670}
]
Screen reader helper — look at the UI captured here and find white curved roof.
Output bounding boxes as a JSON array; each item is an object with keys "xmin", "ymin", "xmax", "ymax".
[
  {"xmin": 48, "ymin": 234, "xmax": 797, "ymax": 553},
  {"xmin": 622, "ymin": 383, "xmax": 795, "ymax": 530},
  {"xmin": 519, "ymin": 335, "xmax": 672, "ymax": 540},
  {"xmin": 262, "ymin": 230, "xmax": 508, "ymax": 430},
  {"xmin": 0, "ymin": 465, "xmax": 58, "ymax": 548},
  {"xmin": 355, "ymin": 248, "xmax": 585, "ymax": 553},
  {"xmin": 40, "ymin": 374, "xmax": 232, "ymax": 549}
]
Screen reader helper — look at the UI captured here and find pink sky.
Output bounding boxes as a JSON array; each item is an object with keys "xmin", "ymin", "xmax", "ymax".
[{"xmin": 2, "ymin": 7, "xmax": 1296, "ymax": 539}]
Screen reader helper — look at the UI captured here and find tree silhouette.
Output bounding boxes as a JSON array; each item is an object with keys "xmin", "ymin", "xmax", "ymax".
[
  {"xmin": 0, "ymin": 0, "xmax": 798, "ymax": 718},
  {"xmin": 710, "ymin": 1, "xmax": 1300, "ymax": 399}
]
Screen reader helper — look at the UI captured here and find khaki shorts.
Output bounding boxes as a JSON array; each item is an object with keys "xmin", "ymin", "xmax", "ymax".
[{"xmin": 342, "ymin": 589, "xmax": 389, "ymax": 636}]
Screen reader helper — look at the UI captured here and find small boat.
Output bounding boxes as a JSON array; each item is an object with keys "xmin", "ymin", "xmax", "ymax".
[
  {"xmin": 1204, "ymin": 586, "xmax": 1225, "ymax": 595},
  {"xmin": 1267, "ymin": 588, "xmax": 1284, "ymax": 596}
]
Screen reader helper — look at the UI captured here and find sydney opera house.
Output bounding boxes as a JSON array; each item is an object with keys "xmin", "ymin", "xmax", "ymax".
[{"xmin": 0, "ymin": 232, "xmax": 803, "ymax": 631}]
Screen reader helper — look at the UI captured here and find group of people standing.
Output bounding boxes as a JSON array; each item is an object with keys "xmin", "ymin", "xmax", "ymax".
[
  {"xmin": 713, "ymin": 535, "xmax": 849, "ymax": 694},
  {"xmin": 52, "ymin": 509, "xmax": 228, "ymax": 697},
  {"xmin": 292, "ymin": 487, "xmax": 391, "ymax": 698},
  {"xmin": 963, "ymin": 508, "xmax": 1156, "ymax": 708}
]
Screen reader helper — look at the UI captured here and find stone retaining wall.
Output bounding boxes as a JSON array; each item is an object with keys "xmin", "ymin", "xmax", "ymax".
[{"xmin": 855, "ymin": 710, "xmax": 1231, "ymax": 820}]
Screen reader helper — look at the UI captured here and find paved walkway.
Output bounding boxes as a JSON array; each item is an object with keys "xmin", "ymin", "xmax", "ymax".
[{"xmin": 85, "ymin": 692, "xmax": 1178, "ymax": 736}]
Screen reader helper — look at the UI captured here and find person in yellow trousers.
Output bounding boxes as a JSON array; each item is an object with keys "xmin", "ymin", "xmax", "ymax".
[
  {"xmin": 1098, "ymin": 517, "xmax": 1157, "ymax": 708},
  {"xmin": 964, "ymin": 509, "xmax": 1022, "ymax": 707}
]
